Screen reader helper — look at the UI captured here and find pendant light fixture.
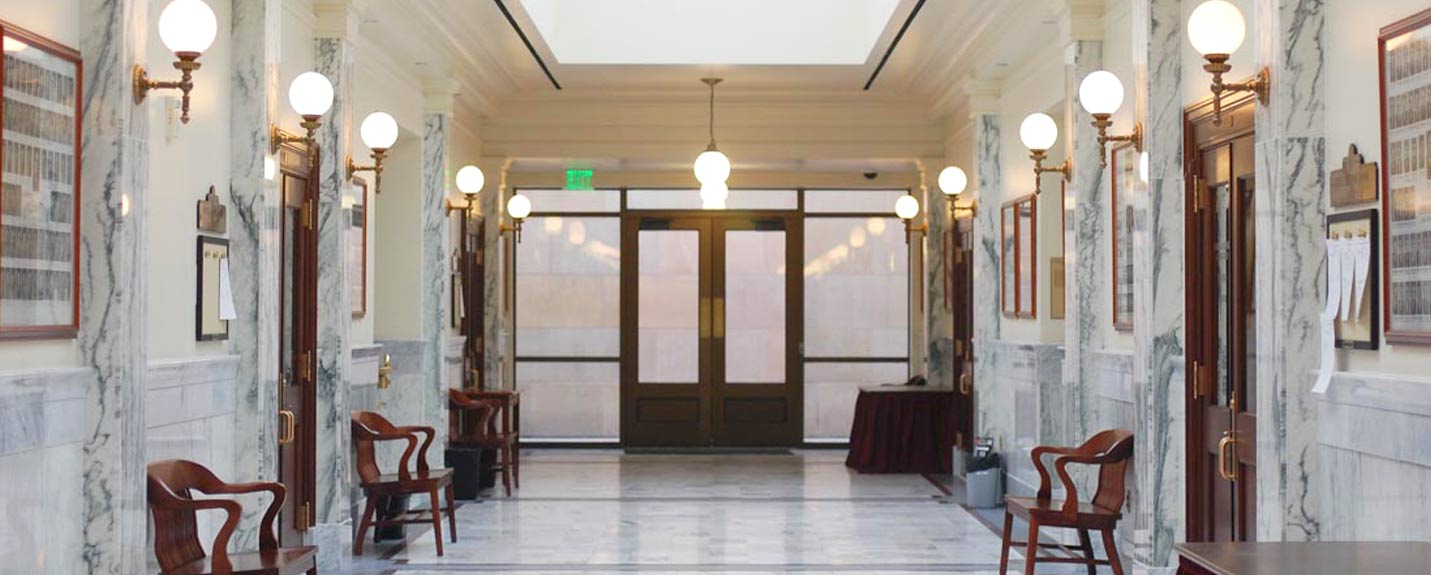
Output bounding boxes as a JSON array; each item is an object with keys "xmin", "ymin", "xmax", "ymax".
[{"xmin": 693, "ymin": 78, "xmax": 731, "ymax": 187}]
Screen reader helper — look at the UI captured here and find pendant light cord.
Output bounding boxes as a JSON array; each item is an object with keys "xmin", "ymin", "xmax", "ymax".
[{"xmin": 702, "ymin": 78, "xmax": 722, "ymax": 151}]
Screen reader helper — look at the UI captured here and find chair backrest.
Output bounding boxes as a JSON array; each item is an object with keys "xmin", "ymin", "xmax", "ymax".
[
  {"xmin": 448, "ymin": 388, "xmax": 495, "ymax": 443},
  {"xmin": 351, "ymin": 410, "xmax": 401, "ymax": 484},
  {"xmin": 147, "ymin": 460, "xmax": 221, "ymax": 572},
  {"xmin": 1083, "ymin": 429, "xmax": 1135, "ymax": 512}
]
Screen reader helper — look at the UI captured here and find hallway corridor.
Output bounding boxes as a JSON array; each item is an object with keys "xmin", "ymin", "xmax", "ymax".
[{"xmin": 346, "ymin": 450, "xmax": 1008, "ymax": 574}]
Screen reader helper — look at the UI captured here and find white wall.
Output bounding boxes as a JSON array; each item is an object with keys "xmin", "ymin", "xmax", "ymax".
[{"xmin": 1101, "ymin": 0, "xmax": 1136, "ymax": 352}]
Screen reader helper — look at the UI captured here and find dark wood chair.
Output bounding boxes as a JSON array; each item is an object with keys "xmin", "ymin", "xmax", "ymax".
[
  {"xmin": 998, "ymin": 429, "xmax": 1135, "ymax": 575},
  {"xmin": 147, "ymin": 459, "xmax": 317, "ymax": 575},
  {"xmin": 351, "ymin": 411, "xmax": 457, "ymax": 556},
  {"xmin": 448, "ymin": 388, "xmax": 516, "ymax": 496}
]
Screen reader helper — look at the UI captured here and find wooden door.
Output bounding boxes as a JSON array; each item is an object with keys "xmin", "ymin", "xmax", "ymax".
[
  {"xmin": 276, "ymin": 140, "xmax": 317, "ymax": 544},
  {"xmin": 950, "ymin": 213, "xmax": 975, "ymax": 450},
  {"xmin": 460, "ymin": 213, "xmax": 485, "ymax": 388},
  {"xmin": 1186, "ymin": 95, "xmax": 1258, "ymax": 543}
]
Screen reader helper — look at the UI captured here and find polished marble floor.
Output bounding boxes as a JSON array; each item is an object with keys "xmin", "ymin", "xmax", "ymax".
[{"xmin": 342, "ymin": 449, "xmax": 1021, "ymax": 575}]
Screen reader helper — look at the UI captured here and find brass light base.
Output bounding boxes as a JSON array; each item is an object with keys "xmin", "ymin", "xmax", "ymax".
[
  {"xmin": 1030, "ymin": 148, "xmax": 1072, "ymax": 194},
  {"xmin": 446, "ymin": 198, "xmax": 478, "ymax": 216},
  {"xmin": 1203, "ymin": 53, "xmax": 1270, "ymax": 126},
  {"xmin": 347, "ymin": 148, "xmax": 388, "ymax": 193},
  {"xmin": 901, "ymin": 219, "xmax": 928, "ymax": 244},
  {"xmin": 947, "ymin": 198, "xmax": 977, "ymax": 218},
  {"xmin": 270, "ymin": 115, "xmax": 323, "ymax": 155},
  {"xmin": 1091, "ymin": 114, "xmax": 1145, "ymax": 167},
  {"xmin": 501, "ymin": 219, "xmax": 526, "ymax": 243},
  {"xmin": 134, "ymin": 52, "xmax": 202, "ymax": 123}
]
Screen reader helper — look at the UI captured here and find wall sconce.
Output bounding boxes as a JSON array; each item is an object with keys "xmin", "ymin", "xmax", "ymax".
[
  {"xmin": 1021, "ymin": 113, "xmax": 1070, "ymax": 194},
  {"xmin": 1078, "ymin": 71, "xmax": 1144, "ymax": 167},
  {"xmin": 133, "ymin": 0, "xmax": 217, "ymax": 124},
  {"xmin": 894, "ymin": 193, "xmax": 924, "ymax": 244},
  {"xmin": 270, "ymin": 72, "xmax": 334, "ymax": 154},
  {"xmin": 939, "ymin": 166, "xmax": 976, "ymax": 217},
  {"xmin": 347, "ymin": 112, "xmax": 398, "ymax": 194},
  {"xmin": 376, "ymin": 354, "xmax": 393, "ymax": 390},
  {"xmin": 447, "ymin": 165, "xmax": 484, "ymax": 216},
  {"xmin": 1188, "ymin": 0, "xmax": 1268, "ymax": 125},
  {"xmin": 501, "ymin": 193, "xmax": 532, "ymax": 243}
]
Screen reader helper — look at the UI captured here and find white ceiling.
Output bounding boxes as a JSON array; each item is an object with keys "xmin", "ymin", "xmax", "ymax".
[{"xmin": 517, "ymin": 0, "xmax": 901, "ymax": 66}]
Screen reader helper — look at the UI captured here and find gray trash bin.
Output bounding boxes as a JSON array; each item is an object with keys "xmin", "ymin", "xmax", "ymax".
[{"xmin": 965, "ymin": 464, "xmax": 1004, "ymax": 508}]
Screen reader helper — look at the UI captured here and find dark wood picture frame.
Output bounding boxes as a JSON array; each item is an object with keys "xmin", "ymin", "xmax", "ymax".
[
  {"xmin": 195, "ymin": 236, "xmax": 230, "ymax": 341},
  {"xmin": 1111, "ymin": 142, "xmax": 1137, "ymax": 331},
  {"xmin": 1329, "ymin": 209, "xmax": 1381, "ymax": 350},
  {"xmin": 0, "ymin": 20, "xmax": 82, "ymax": 340},
  {"xmin": 1001, "ymin": 194, "xmax": 1037, "ymax": 319},
  {"xmin": 1379, "ymin": 7, "xmax": 1431, "ymax": 344},
  {"xmin": 350, "ymin": 177, "xmax": 368, "ymax": 317}
]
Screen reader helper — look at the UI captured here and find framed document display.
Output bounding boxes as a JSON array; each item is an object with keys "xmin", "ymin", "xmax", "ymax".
[
  {"xmin": 1111, "ymin": 143, "xmax": 1138, "ymax": 331},
  {"xmin": 1379, "ymin": 7, "xmax": 1431, "ymax": 342},
  {"xmin": 350, "ymin": 177, "xmax": 368, "ymax": 317},
  {"xmin": 0, "ymin": 21, "xmax": 82, "ymax": 340},
  {"xmin": 1001, "ymin": 194, "xmax": 1037, "ymax": 318}
]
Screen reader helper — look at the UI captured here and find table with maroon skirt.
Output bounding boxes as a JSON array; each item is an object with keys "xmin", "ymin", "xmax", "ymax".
[{"xmin": 844, "ymin": 385, "xmax": 955, "ymax": 474}]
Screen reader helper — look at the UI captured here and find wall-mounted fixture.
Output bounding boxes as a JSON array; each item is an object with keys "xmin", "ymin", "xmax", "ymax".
[
  {"xmin": 894, "ymin": 193, "xmax": 924, "ymax": 244},
  {"xmin": 939, "ymin": 166, "xmax": 975, "ymax": 217},
  {"xmin": 501, "ymin": 192, "xmax": 532, "ymax": 243},
  {"xmin": 347, "ymin": 112, "xmax": 398, "ymax": 193},
  {"xmin": 134, "ymin": 0, "xmax": 217, "ymax": 124},
  {"xmin": 447, "ymin": 165, "xmax": 484, "ymax": 216},
  {"xmin": 1188, "ymin": 0, "xmax": 1268, "ymax": 125},
  {"xmin": 693, "ymin": 78, "xmax": 732, "ymax": 187},
  {"xmin": 1020, "ymin": 113, "xmax": 1069, "ymax": 195},
  {"xmin": 270, "ymin": 72, "xmax": 334, "ymax": 154},
  {"xmin": 700, "ymin": 181, "xmax": 729, "ymax": 210},
  {"xmin": 377, "ymin": 354, "xmax": 393, "ymax": 390},
  {"xmin": 1078, "ymin": 71, "xmax": 1144, "ymax": 167}
]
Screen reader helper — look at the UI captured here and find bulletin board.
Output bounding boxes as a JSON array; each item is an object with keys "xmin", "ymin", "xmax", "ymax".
[{"xmin": 1328, "ymin": 209, "xmax": 1379, "ymax": 350}]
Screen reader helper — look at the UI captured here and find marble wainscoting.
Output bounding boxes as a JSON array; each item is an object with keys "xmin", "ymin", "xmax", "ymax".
[
  {"xmin": 1316, "ymin": 371, "xmax": 1431, "ymax": 541},
  {"xmin": 0, "ymin": 367, "xmax": 91, "ymax": 574},
  {"xmin": 1089, "ymin": 350, "xmax": 1136, "ymax": 555},
  {"xmin": 348, "ymin": 344, "xmax": 384, "ymax": 531},
  {"xmin": 445, "ymin": 336, "xmax": 465, "ymax": 395},
  {"xmin": 144, "ymin": 356, "xmax": 243, "ymax": 568},
  {"xmin": 980, "ymin": 340, "xmax": 1064, "ymax": 498},
  {"xmin": 371, "ymin": 339, "xmax": 430, "ymax": 468}
]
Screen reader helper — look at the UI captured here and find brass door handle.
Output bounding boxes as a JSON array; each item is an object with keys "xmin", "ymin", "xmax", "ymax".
[
  {"xmin": 1217, "ymin": 431, "xmax": 1238, "ymax": 481},
  {"xmin": 278, "ymin": 410, "xmax": 296, "ymax": 445}
]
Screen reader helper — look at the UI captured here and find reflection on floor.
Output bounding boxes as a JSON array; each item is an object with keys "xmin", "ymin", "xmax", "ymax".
[{"xmin": 343, "ymin": 449, "xmax": 1017, "ymax": 574}]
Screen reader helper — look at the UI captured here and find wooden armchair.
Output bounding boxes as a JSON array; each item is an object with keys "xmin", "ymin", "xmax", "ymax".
[
  {"xmin": 998, "ymin": 429, "xmax": 1134, "ymax": 575},
  {"xmin": 351, "ymin": 411, "xmax": 457, "ymax": 556},
  {"xmin": 147, "ymin": 459, "xmax": 317, "ymax": 575},
  {"xmin": 447, "ymin": 388, "xmax": 516, "ymax": 496}
]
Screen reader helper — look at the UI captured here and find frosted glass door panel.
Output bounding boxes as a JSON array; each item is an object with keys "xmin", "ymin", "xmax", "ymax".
[
  {"xmin": 638, "ymin": 230, "xmax": 700, "ymax": 383},
  {"xmin": 724, "ymin": 230, "xmax": 785, "ymax": 384}
]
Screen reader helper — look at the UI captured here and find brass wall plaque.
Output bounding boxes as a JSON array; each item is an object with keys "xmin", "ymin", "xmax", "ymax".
[
  {"xmin": 196, "ymin": 186, "xmax": 227, "ymax": 234},
  {"xmin": 1330, "ymin": 144, "xmax": 1379, "ymax": 207}
]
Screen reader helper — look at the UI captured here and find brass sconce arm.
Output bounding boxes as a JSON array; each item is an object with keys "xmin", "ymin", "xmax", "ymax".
[
  {"xmin": 133, "ymin": 52, "xmax": 202, "ymax": 124},
  {"xmin": 1091, "ymin": 114, "xmax": 1145, "ymax": 167},
  {"xmin": 269, "ymin": 115, "xmax": 323, "ymax": 155},
  {"xmin": 947, "ymin": 198, "xmax": 978, "ymax": 218},
  {"xmin": 1202, "ymin": 54, "xmax": 1270, "ymax": 126},
  {"xmin": 347, "ymin": 148, "xmax": 388, "ymax": 194},
  {"xmin": 901, "ymin": 219, "xmax": 928, "ymax": 245},
  {"xmin": 377, "ymin": 355, "xmax": 394, "ymax": 390},
  {"xmin": 1030, "ymin": 149, "xmax": 1072, "ymax": 195},
  {"xmin": 446, "ymin": 197, "xmax": 479, "ymax": 217},
  {"xmin": 501, "ymin": 219, "xmax": 526, "ymax": 243}
]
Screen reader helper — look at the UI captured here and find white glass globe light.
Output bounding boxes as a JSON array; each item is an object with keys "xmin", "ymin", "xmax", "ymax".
[
  {"xmin": 938, "ymin": 166, "xmax": 968, "ymax": 197},
  {"xmin": 693, "ymin": 149, "xmax": 731, "ymax": 185},
  {"xmin": 1079, "ymin": 70, "xmax": 1126, "ymax": 116},
  {"xmin": 359, "ymin": 112, "xmax": 399, "ymax": 150},
  {"xmin": 1188, "ymin": 0, "xmax": 1246, "ymax": 56},
  {"xmin": 288, "ymin": 72, "xmax": 334, "ymax": 117},
  {"xmin": 700, "ymin": 181, "xmax": 730, "ymax": 206},
  {"xmin": 1020, "ymin": 113, "xmax": 1059, "ymax": 151},
  {"xmin": 894, "ymin": 194, "xmax": 921, "ymax": 220},
  {"xmin": 507, "ymin": 193, "xmax": 533, "ymax": 220},
  {"xmin": 455, "ymin": 165, "xmax": 485, "ymax": 196},
  {"xmin": 158, "ymin": 0, "xmax": 217, "ymax": 54}
]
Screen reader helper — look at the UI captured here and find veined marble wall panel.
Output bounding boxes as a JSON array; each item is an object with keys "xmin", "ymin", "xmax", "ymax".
[
  {"xmin": 0, "ymin": 368, "xmax": 90, "ymax": 574},
  {"xmin": 983, "ymin": 341, "xmax": 1063, "ymax": 498},
  {"xmin": 348, "ymin": 344, "xmax": 383, "ymax": 528}
]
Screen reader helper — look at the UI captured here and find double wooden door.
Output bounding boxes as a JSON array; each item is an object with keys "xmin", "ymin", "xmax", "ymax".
[
  {"xmin": 950, "ymin": 213, "xmax": 975, "ymax": 450},
  {"xmin": 620, "ymin": 212, "xmax": 803, "ymax": 446},
  {"xmin": 1186, "ymin": 96, "xmax": 1258, "ymax": 543},
  {"xmin": 458, "ymin": 213, "xmax": 486, "ymax": 388},
  {"xmin": 276, "ymin": 140, "xmax": 318, "ymax": 544}
]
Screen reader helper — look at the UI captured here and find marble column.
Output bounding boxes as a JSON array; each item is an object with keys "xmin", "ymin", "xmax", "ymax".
[
  {"xmin": 1130, "ymin": 0, "xmax": 1187, "ymax": 570},
  {"xmin": 77, "ymin": 0, "xmax": 150, "ymax": 573},
  {"xmin": 1060, "ymin": 2, "xmax": 1107, "ymax": 448},
  {"xmin": 311, "ymin": 1, "xmax": 357, "ymax": 568},
  {"xmin": 923, "ymin": 158, "xmax": 954, "ymax": 389},
  {"xmin": 227, "ymin": 0, "xmax": 283, "ymax": 549},
  {"xmin": 480, "ymin": 158, "xmax": 512, "ymax": 390},
  {"xmin": 968, "ymin": 82, "xmax": 1006, "ymax": 446},
  {"xmin": 1253, "ymin": 0, "xmax": 1325, "ymax": 543},
  {"xmin": 420, "ymin": 85, "xmax": 456, "ymax": 448}
]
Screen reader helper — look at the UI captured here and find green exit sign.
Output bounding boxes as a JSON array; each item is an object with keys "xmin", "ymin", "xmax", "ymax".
[{"xmin": 565, "ymin": 169, "xmax": 594, "ymax": 191}]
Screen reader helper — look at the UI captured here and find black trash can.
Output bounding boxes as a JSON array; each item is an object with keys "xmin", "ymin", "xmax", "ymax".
[{"xmin": 446, "ymin": 447, "xmax": 488, "ymax": 499}]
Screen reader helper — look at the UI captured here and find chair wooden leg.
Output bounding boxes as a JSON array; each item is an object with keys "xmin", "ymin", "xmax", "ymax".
[
  {"xmin": 445, "ymin": 483, "xmax": 458, "ymax": 542},
  {"xmin": 501, "ymin": 444, "xmax": 513, "ymax": 497},
  {"xmin": 354, "ymin": 495, "xmax": 376, "ymax": 556},
  {"xmin": 429, "ymin": 487, "xmax": 445, "ymax": 557},
  {"xmin": 998, "ymin": 511, "xmax": 1013, "ymax": 574},
  {"xmin": 1078, "ymin": 529, "xmax": 1096, "ymax": 575},
  {"xmin": 513, "ymin": 440, "xmax": 520, "ymax": 489},
  {"xmin": 1102, "ymin": 528, "xmax": 1125, "ymax": 575},
  {"xmin": 308, "ymin": 568, "xmax": 317, "ymax": 575},
  {"xmin": 1023, "ymin": 519, "xmax": 1039, "ymax": 575}
]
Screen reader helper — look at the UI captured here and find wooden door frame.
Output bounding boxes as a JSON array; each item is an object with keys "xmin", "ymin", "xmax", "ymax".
[
  {"xmin": 460, "ymin": 213, "xmax": 485, "ymax": 388},
  {"xmin": 275, "ymin": 136, "xmax": 318, "ymax": 543},
  {"xmin": 1183, "ymin": 91, "xmax": 1257, "ymax": 542}
]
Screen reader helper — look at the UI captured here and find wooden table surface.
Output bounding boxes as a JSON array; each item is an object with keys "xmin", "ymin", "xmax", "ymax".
[{"xmin": 1176, "ymin": 542, "xmax": 1431, "ymax": 575}]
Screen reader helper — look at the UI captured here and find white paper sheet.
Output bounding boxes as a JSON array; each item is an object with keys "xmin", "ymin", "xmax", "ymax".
[
  {"xmin": 1339, "ymin": 238, "xmax": 1356, "ymax": 321},
  {"xmin": 1314, "ymin": 237, "xmax": 1341, "ymax": 395},
  {"xmin": 218, "ymin": 258, "xmax": 237, "ymax": 321},
  {"xmin": 1352, "ymin": 236, "xmax": 1371, "ymax": 320}
]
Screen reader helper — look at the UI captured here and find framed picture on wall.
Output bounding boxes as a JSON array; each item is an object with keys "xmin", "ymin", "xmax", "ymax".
[
  {"xmin": 1001, "ymin": 194, "xmax": 1037, "ymax": 318},
  {"xmin": 1379, "ymin": 7, "xmax": 1431, "ymax": 343},
  {"xmin": 196, "ymin": 236, "xmax": 231, "ymax": 341},
  {"xmin": 350, "ymin": 177, "xmax": 368, "ymax": 317},
  {"xmin": 1111, "ymin": 142, "xmax": 1139, "ymax": 331},
  {"xmin": 0, "ymin": 20, "xmax": 82, "ymax": 340}
]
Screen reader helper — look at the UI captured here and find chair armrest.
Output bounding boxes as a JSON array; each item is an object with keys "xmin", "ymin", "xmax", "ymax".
[
  {"xmin": 203, "ymin": 481, "xmax": 286, "ymax": 550},
  {"xmin": 157, "ymin": 496, "xmax": 243, "ymax": 573},
  {"xmin": 1051, "ymin": 453, "xmax": 1120, "ymax": 519},
  {"xmin": 1030, "ymin": 446, "xmax": 1079, "ymax": 500},
  {"xmin": 398, "ymin": 426, "xmax": 436, "ymax": 472}
]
